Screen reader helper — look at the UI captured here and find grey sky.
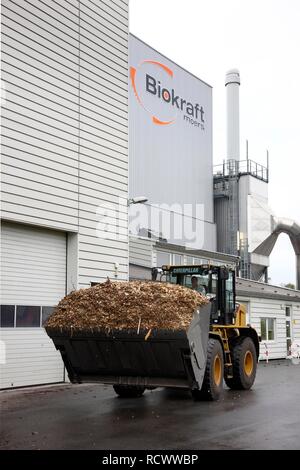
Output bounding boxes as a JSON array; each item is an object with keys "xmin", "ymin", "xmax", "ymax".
[{"xmin": 130, "ymin": 0, "xmax": 300, "ymax": 286}]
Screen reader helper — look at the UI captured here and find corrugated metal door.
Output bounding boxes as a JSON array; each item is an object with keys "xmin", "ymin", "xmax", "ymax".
[{"xmin": 0, "ymin": 222, "xmax": 66, "ymax": 388}]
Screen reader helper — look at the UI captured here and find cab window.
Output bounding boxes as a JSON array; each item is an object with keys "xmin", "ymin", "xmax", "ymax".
[
  {"xmin": 225, "ymin": 272, "xmax": 235, "ymax": 313},
  {"xmin": 183, "ymin": 275, "xmax": 208, "ymax": 295}
]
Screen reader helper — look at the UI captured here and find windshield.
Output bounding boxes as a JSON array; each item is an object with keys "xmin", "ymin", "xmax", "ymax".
[
  {"xmin": 184, "ymin": 274, "xmax": 208, "ymax": 295},
  {"xmin": 166, "ymin": 267, "xmax": 235, "ymax": 317},
  {"xmin": 167, "ymin": 271, "xmax": 218, "ymax": 297}
]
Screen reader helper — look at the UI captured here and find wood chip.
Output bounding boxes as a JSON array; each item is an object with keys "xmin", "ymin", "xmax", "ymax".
[
  {"xmin": 145, "ymin": 328, "xmax": 152, "ymax": 341},
  {"xmin": 45, "ymin": 279, "xmax": 208, "ymax": 332}
]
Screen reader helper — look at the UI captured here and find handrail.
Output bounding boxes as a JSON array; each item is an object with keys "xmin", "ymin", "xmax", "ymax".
[{"xmin": 213, "ymin": 159, "xmax": 269, "ymax": 183}]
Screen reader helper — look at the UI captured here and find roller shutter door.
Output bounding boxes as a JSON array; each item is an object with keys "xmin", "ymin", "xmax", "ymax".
[{"xmin": 0, "ymin": 222, "xmax": 66, "ymax": 388}]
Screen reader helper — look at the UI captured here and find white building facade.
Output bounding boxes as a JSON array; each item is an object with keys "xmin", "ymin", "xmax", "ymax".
[
  {"xmin": 236, "ymin": 279, "xmax": 300, "ymax": 360},
  {"xmin": 0, "ymin": 0, "xmax": 129, "ymax": 389}
]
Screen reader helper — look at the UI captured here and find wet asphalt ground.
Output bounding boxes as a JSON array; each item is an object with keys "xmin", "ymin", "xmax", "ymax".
[{"xmin": 1, "ymin": 360, "xmax": 300, "ymax": 450}]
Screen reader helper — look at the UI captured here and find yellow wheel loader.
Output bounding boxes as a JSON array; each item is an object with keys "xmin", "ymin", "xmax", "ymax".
[
  {"xmin": 46, "ymin": 264, "xmax": 259, "ymax": 401},
  {"xmin": 158, "ymin": 264, "xmax": 259, "ymax": 400}
]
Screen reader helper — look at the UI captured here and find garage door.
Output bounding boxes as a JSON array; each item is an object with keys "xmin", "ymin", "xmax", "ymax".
[{"xmin": 0, "ymin": 222, "xmax": 66, "ymax": 388}]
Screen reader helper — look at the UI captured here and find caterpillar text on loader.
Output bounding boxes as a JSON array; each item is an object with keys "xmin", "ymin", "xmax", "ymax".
[{"xmin": 46, "ymin": 264, "xmax": 259, "ymax": 401}]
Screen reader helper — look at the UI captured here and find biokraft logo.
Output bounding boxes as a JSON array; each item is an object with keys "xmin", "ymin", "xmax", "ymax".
[{"xmin": 130, "ymin": 60, "xmax": 205, "ymax": 129}]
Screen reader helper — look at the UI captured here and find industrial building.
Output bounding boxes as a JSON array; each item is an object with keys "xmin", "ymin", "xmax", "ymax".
[
  {"xmin": 0, "ymin": 0, "xmax": 129, "ymax": 388},
  {"xmin": 129, "ymin": 35, "xmax": 216, "ymax": 251},
  {"xmin": 214, "ymin": 70, "xmax": 300, "ymax": 287},
  {"xmin": 0, "ymin": 0, "xmax": 299, "ymax": 389}
]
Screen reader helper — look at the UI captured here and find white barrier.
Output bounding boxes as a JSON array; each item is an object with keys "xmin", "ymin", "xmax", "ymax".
[
  {"xmin": 263, "ymin": 342, "xmax": 269, "ymax": 363},
  {"xmin": 289, "ymin": 341, "xmax": 300, "ymax": 365}
]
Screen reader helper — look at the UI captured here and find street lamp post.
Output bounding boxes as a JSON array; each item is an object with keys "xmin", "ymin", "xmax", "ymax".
[{"xmin": 127, "ymin": 196, "xmax": 148, "ymax": 206}]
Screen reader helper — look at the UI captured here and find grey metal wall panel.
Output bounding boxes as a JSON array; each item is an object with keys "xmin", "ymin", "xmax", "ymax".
[
  {"xmin": 1, "ymin": 38, "xmax": 78, "ymax": 76},
  {"xmin": 1, "ymin": 0, "xmax": 129, "ymax": 285},
  {"xmin": 129, "ymin": 264, "xmax": 152, "ymax": 281},
  {"xmin": 1, "ymin": 147, "xmax": 78, "ymax": 179},
  {"xmin": 5, "ymin": 95, "xmax": 78, "ymax": 128},
  {"xmin": 129, "ymin": 237, "xmax": 155, "ymax": 268},
  {"xmin": 79, "ymin": 16, "xmax": 128, "ymax": 62},
  {"xmin": 2, "ymin": 131, "xmax": 79, "ymax": 164},
  {"xmin": 2, "ymin": 118, "xmax": 78, "ymax": 152},
  {"xmin": 79, "ymin": 98, "xmax": 128, "ymax": 133},
  {"xmin": 1, "ymin": 171, "xmax": 77, "ymax": 201},
  {"xmin": 129, "ymin": 35, "xmax": 216, "ymax": 251},
  {"xmin": 80, "ymin": 120, "xmax": 127, "ymax": 145},
  {"xmin": 2, "ymin": 71, "xmax": 79, "ymax": 112},
  {"xmin": 80, "ymin": 57, "xmax": 128, "ymax": 95},
  {"xmin": 78, "ymin": 0, "xmax": 129, "ymax": 285},
  {"xmin": 80, "ymin": 0, "xmax": 128, "ymax": 36},
  {"xmin": 80, "ymin": 169, "xmax": 127, "ymax": 192},
  {"xmin": 214, "ymin": 197, "xmax": 230, "ymax": 253}
]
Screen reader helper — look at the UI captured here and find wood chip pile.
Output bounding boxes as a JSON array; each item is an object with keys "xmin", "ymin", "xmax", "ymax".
[{"xmin": 45, "ymin": 280, "xmax": 208, "ymax": 332}]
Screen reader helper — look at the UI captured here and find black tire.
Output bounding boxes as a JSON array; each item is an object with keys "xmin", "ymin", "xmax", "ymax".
[
  {"xmin": 113, "ymin": 385, "xmax": 145, "ymax": 398},
  {"xmin": 225, "ymin": 336, "xmax": 257, "ymax": 390},
  {"xmin": 192, "ymin": 338, "xmax": 224, "ymax": 401}
]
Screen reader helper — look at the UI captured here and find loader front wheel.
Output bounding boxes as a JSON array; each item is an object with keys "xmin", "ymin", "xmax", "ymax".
[
  {"xmin": 192, "ymin": 338, "xmax": 224, "ymax": 401},
  {"xmin": 113, "ymin": 385, "xmax": 145, "ymax": 398},
  {"xmin": 225, "ymin": 336, "xmax": 257, "ymax": 390}
]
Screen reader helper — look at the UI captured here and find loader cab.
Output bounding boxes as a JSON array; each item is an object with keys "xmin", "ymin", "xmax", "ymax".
[{"xmin": 161, "ymin": 264, "xmax": 236, "ymax": 325}]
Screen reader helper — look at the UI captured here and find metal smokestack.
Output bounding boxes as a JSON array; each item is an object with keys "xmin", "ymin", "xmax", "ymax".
[{"xmin": 225, "ymin": 69, "xmax": 241, "ymax": 161}]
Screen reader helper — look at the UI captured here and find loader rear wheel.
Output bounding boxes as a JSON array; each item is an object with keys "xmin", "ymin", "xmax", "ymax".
[
  {"xmin": 113, "ymin": 385, "xmax": 145, "ymax": 398},
  {"xmin": 225, "ymin": 336, "xmax": 257, "ymax": 390},
  {"xmin": 192, "ymin": 338, "xmax": 224, "ymax": 401}
]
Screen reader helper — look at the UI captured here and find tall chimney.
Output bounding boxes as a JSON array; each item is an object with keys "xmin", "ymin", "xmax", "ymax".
[{"xmin": 225, "ymin": 69, "xmax": 240, "ymax": 161}]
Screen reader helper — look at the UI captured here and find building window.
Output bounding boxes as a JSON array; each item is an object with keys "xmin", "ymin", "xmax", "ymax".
[
  {"xmin": 16, "ymin": 306, "xmax": 41, "ymax": 327},
  {"xmin": 225, "ymin": 272, "xmax": 235, "ymax": 314},
  {"xmin": 41, "ymin": 307, "xmax": 55, "ymax": 326},
  {"xmin": 0, "ymin": 305, "xmax": 15, "ymax": 328},
  {"xmin": 285, "ymin": 306, "xmax": 292, "ymax": 355},
  {"xmin": 0, "ymin": 305, "xmax": 55, "ymax": 328},
  {"xmin": 260, "ymin": 318, "xmax": 275, "ymax": 341},
  {"xmin": 156, "ymin": 251, "xmax": 170, "ymax": 267},
  {"xmin": 171, "ymin": 254, "xmax": 183, "ymax": 265}
]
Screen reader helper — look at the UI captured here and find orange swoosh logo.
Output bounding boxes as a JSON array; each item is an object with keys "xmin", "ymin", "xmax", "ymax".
[
  {"xmin": 152, "ymin": 116, "xmax": 175, "ymax": 126},
  {"xmin": 142, "ymin": 60, "xmax": 173, "ymax": 78},
  {"xmin": 130, "ymin": 66, "xmax": 142, "ymax": 105},
  {"xmin": 130, "ymin": 60, "xmax": 176, "ymax": 126}
]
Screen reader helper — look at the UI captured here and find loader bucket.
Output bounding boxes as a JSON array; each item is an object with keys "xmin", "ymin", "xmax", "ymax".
[{"xmin": 46, "ymin": 303, "xmax": 211, "ymax": 391}]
